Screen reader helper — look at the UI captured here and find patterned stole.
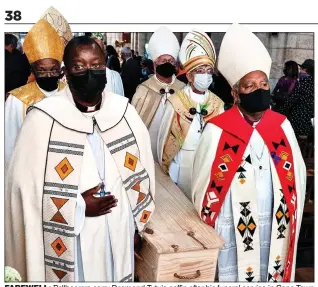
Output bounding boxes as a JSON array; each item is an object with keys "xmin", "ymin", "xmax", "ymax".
[
  {"xmin": 161, "ymin": 89, "xmax": 223, "ymax": 174},
  {"xmin": 42, "ymin": 114, "xmax": 155, "ymax": 282},
  {"xmin": 201, "ymin": 106, "xmax": 297, "ymax": 282}
]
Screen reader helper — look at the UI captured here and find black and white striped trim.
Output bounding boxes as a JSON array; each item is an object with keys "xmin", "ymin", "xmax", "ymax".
[
  {"xmin": 123, "ymin": 169, "xmax": 148, "ymax": 191},
  {"xmin": 107, "ymin": 133, "xmax": 137, "ymax": 154},
  {"xmin": 132, "ymin": 192, "xmax": 153, "ymax": 217},
  {"xmin": 48, "ymin": 141, "xmax": 84, "ymax": 156},
  {"xmin": 119, "ymin": 273, "xmax": 133, "ymax": 282}
]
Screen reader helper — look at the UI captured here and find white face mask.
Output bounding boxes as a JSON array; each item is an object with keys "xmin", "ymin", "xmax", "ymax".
[{"xmin": 193, "ymin": 73, "xmax": 213, "ymax": 92}]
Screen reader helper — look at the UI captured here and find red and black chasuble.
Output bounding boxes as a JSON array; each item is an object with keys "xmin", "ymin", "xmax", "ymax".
[{"xmin": 201, "ymin": 106, "xmax": 297, "ymax": 282}]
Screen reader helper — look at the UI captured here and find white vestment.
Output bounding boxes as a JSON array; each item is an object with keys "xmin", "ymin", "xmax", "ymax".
[
  {"xmin": 5, "ymin": 71, "xmax": 123, "ymax": 171},
  {"xmin": 105, "ymin": 68, "xmax": 124, "ymax": 97},
  {"xmin": 5, "ymin": 85, "xmax": 58, "ymax": 169},
  {"xmin": 5, "ymin": 87, "xmax": 155, "ymax": 282},
  {"xmin": 192, "ymin": 112, "xmax": 306, "ymax": 282},
  {"xmin": 148, "ymin": 75, "xmax": 177, "ymax": 162},
  {"xmin": 158, "ymin": 86, "xmax": 224, "ymax": 198}
]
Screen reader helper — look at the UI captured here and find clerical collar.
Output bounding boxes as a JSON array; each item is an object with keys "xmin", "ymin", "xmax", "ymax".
[
  {"xmin": 154, "ymin": 74, "xmax": 176, "ymax": 87},
  {"xmin": 243, "ymin": 113, "xmax": 262, "ymax": 126},
  {"xmin": 73, "ymin": 97, "xmax": 102, "ymax": 113}
]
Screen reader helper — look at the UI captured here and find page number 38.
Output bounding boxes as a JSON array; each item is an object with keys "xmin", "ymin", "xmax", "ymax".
[{"xmin": 5, "ymin": 11, "xmax": 22, "ymax": 21}]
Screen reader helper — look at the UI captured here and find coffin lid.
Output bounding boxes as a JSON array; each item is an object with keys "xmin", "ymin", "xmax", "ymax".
[{"xmin": 143, "ymin": 164, "xmax": 224, "ymax": 254}]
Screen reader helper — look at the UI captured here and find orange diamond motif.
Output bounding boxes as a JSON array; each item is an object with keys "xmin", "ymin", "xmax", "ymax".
[
  {"xmin": 55, "ymin": 157, "xmax": 73, "ymax": 180},
  {"xmin": 276, "ymin": 211, "xmax": 283, "ymax": 219},
  {"xmin": 238, "ymin": 223, "xmax": 246, "ymax": 232},
  {"xmin": 247, "ymin": 267, "xmax": 253, "ymax": 272},
  {"xmin": 124, "ymin": 152, "xmax": 137, "ymax": 171},
  {"xmin": 51, "ymin": 237, "xmax": 67, "ymax": 257},
  {"xmin": 239, "ymin": 178, "xmax": 246, "ymax": 184},
  {"xmin": 140, "ymin": 210, "xmax": 151, "ymax": 223},
  {"xmin": 286, "ymin": 171, "xmax": 293, "ymax": 181},
  {"xmin": 285, "ymin": 212, "xmax": 290, "ymax": 219},
  {"xmin": 273, "ymin": 272, "xmax": 280, "ymax": 279},
  {"xmin": 215, "ymin": 171, "xmax": 224, "ymax": 180},
  {"xmin": 221, "ymin": 154, "xmax": 232, "ymax": 163},
  {"xmin": 276, "ymin": 255, "xmax": 281, "ymax": 260},
  {"xmin": 280, "ymin": 152, "xmax": 289, "ymax": 161},
  {"xmin": 248, "ymin": 223, "xmax": 256, "ymax": 230}
]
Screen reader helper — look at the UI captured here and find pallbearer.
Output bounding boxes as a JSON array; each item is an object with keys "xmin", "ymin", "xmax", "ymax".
[
  {"xmin": 158, "ymin": 29, "xmax": 224, "ymax": 199},
  {"xmin": 192, "ymin": 24, "xmax": 306, "ymax": 282},
  {"xmin": 5, "ymin": 7, "xmax": 72, "ymax": 168},
  {"xmin": 132, "ymin": 27, "xmax": 185, "ymax": 161}
]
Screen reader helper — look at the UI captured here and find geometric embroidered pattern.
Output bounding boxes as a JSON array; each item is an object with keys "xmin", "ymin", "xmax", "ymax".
[
  {"xmin": 245, "ymin": 266, "xmax": 254, "ymax": 282},
  {"xmin": 50, "ymin": 197, "xmax": 69, "ymax": 225},
  {"xmin": 55, "ymin": 157, "xmax": 74, "ymax": 180},
  {"xmin": 140, "ymin": 210, "xmax": 151, "ymax": 223},
  {"xmin": 53, "ymin": 269, "xmax": 67, "ymax": 281},
  {"xmin": 237, "ymin": 202, "xmax": 256, "ymax": 252},
  {"xmin": 272, "ymin": 139, "xmax": 286, "ymax": 150},
  {"xmin": 51, "ymin": 237, "xmax": 67, "ymax": 257},
  {"xmin": 236, "ymin": 154, "xmax": 251, "ymax": 184},
  {"xmin": 275, "ymin": 190, "xmax": 290, "ymax": 239},
  {"xmin": 131, "ymin": 181, "xmax": 146, "ymax": 204},
  {"xmin": 223, "ymin": 142, "xmax": 239, "ymax": 154},
  {"xmin": 124, "ymin": 152, "xmax": 137, "ymax": 171},
  {"xmin": 237, "ymin": 166, "xmax": 247, "ymax": 184},
  {"xmin": 268, "ymin": 255, "xmax": 284, "ymax": 282}
]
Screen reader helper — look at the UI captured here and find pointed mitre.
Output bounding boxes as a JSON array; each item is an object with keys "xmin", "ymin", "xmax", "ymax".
[
  {"xmin": 179, "ymin": 29, "xmax": 216, "ymax": 72},
  {"xmin": 217, "ymin": 23, "xmax": 272, "ymax": 87},
  {"xmin": 148, "ymin": 26, "xmax": 180, "ymax": 61},
  {"xmin": 23, "ymin": 7, "xmax": 71, "ymax": 64},
  {"xmin": 41, "ymin": 7, "xmax": 72, "ymax": 46}
]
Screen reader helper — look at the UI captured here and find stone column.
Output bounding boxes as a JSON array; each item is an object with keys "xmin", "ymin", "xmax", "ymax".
[{"xmin": 138, "ymin": 32, "xmax": 147, "ymax": 56}]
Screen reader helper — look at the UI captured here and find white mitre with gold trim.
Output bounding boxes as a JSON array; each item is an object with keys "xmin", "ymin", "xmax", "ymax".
[
  {"xmin": 179, "ymin": 29, "xmax": 216, "ymax": 72},
  {"xmin": 148, "ymin": 26, "xmax": 180, "ymax": 61},
  {"xmin": 217, "ymin": 23, "xmax": 272, "ymax": 87}
]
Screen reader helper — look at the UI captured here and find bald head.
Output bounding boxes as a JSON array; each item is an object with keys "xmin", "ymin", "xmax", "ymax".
[
  {"xmin": 92, "ymin": 37, "xmax": 105, "ymax": 51},
  {"xmin": 63, "ymin": 36, "xmax": 105, "ymax": 70}
]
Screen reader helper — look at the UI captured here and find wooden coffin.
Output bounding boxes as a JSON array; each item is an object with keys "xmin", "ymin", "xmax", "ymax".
[{"xmin": 135, "ymin": 164, "xmax": 224, "ymax": 282}]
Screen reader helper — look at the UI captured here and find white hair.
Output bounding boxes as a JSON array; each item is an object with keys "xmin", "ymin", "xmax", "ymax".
[{"xmin": 121, "ymin": 47, "xmax": 132, "ymax": 56}]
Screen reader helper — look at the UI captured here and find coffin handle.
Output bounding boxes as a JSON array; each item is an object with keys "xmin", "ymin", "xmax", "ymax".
[
  {"xmin": 134, "ymin": 252, "xmax": 144, "ymax": 261},
  {"xmin": 174, "ymin": 270, "xmax": 201, "ymax": 280},
  {"xmin": 187, "ymin": 231, "xmax": 207, "ymax": 249}
]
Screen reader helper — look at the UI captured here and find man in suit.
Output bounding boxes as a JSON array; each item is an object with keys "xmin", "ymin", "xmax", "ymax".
[
  {"xmin": 5, "ymin": 33, "xmax": 31, "ymax": 95},
  {"xmin": 121, "ymin": 47, "xmax": 141, "ymax": 102}
]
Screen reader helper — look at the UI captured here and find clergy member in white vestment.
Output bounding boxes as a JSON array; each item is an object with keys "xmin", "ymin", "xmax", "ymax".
[
  {"xmin": 5, "ymin": 36, "xmax": 155, "ymax": 282},
  {"xmin": 192, "ymin": 24, "xmax": 306, "ymax": 282},
  {"xmin": 131, "ymin": 27, "xmax": 185, "ymax": 161},
  {"xmin": 4, "ymin": 7, "xmax": 72, "ymax": 169},
  {"xmin": 157, "ymin": 29, "xmax": 224, "ymax": 198}
]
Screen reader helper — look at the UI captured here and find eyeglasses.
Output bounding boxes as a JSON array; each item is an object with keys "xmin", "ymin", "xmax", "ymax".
[
  {"xmin": 72, "ymin": 64, "xmax": 106, "ymax": 72},
  {"xmin": 160, "ymin": 88, "xmax": 175, "ymax": 95},
  {"xmin": 33, "ymin": 70, "xmax": 61, "ymax": 77}
]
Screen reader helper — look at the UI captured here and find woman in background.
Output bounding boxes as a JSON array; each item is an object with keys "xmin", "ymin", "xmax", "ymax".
[
  {"xmin": 272, "ymin": 60, "xmax": 298, "ymax": 114},
  {"xmin": 106, "ymin": 45, "xmax": 121, "ymax": 73}
]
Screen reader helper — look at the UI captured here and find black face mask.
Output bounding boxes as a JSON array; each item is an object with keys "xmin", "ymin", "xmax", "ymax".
[
  {"xmin": 36, "ymin": 77, "xmax": 59, "ymax": 92},
  {"xmin": 239, "ymin": 88, "xmax": 271, "ymax": 113},
  {"xmin": 156, "ymin": 63, "xmax": 176, "ymax": 78},
  {"xmin": 68, "ymin": 69, "xmax": 107, "ymax": 103}
]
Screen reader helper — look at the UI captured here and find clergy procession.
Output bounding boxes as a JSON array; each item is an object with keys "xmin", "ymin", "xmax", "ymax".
[{"xmin": 5, "ymin": 6, "xmax": 313, "ymax": 284}]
